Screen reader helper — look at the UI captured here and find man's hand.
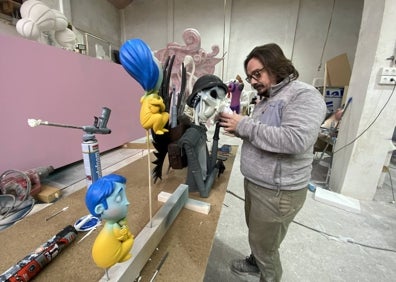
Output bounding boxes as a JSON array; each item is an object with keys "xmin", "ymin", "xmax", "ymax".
[{"xmin": 219, "ymin": 112, "xmax": 243, "ymax": 133}]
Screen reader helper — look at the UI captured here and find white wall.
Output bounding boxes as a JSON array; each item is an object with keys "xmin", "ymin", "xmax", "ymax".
[
  {"xmin": 331, "ymin": 0, "xmax": 396, "ymax": 200},
  {"xmin": 122, "ymin": 0, "xmax": 364, "ymax": 86},
  {"xmin": 70, "ymin": 0, "xmax": 121, "ymax": 47},
  {"xmin": 0, "ymin": 0, "xmax": 363, "ymax": 84},
  {"xmin": 224, "ymin": 0, "xmax": 299, "ymax": 82},
  {"xmin": 292, "ymin": 0, "xmax": 363, "ymax": 83},
  {"xmin": 0, "ymin": 0, "xmax": 121, "ymax": 48}
]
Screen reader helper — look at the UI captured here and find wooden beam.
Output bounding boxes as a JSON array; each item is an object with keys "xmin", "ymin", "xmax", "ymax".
[
  {"xmin": 158, "ymin": 191, "xmax": 211, "ymax": 215},
  {"xmin": 100, "ymin": 184, "xmax": 188, "ymax": 281},
  {"xmin": 122, "ymin": 142, "xmax": 154, "ymax": 150}
]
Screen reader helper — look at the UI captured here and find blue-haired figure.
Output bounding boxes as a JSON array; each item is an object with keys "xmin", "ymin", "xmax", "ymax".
[
  {"xmin": 120, "ymin": 38, "xmax": 169, "ymax": 135},
  {"xmin": 85, "ymin": 174, "xmax": 134, "ymax": 269}
]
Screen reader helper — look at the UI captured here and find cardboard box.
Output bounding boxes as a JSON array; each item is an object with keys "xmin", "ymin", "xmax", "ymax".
[
  {"xmin": 325, "ymin": 87, "xmax": 344, "ymax": 113},
  {"xmin": 322, "ymin": 53, "xmax": 351, "ymax": 112},
  {"xmin": 325, "ymin": 53, "xmax": 351, "ymax": 87}
]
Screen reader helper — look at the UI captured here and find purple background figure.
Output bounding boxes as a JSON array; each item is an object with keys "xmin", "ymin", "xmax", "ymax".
[{"xmin": 227, "ymin": 75, "xmax": 244, "ymax": 114}]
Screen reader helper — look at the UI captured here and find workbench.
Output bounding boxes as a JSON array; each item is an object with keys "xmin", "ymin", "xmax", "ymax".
[{"xmin": 0, "ymin": 147, "xmax": 236, "ymax": 281}]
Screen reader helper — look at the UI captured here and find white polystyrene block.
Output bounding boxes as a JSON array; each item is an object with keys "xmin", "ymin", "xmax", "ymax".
[{"xmin": 314, "ymin": 187, "xmax": 361, "ymax": 214}]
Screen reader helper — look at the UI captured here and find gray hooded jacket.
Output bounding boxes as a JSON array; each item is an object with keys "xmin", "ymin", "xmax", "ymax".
[{"xmin": 235, "ymin": 77, "xmax": 327, "ymax": 191}]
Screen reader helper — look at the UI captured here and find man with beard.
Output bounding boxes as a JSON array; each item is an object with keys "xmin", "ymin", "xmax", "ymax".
[{"xmin": 219, "ymin": 43, "xmax": 326, "ymax": 281}]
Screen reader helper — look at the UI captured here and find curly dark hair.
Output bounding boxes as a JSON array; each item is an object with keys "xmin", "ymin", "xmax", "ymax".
[{"xmin": 244, "ymin": 43, "xmax": 299, "ymax": 83}]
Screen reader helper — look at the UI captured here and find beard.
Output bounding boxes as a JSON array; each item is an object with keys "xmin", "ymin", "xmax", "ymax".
[{"xmin": 253, "ymin": 83, "xmax": 270, "ymax": 98}]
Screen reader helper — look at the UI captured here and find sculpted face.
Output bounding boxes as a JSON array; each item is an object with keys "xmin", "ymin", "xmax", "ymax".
[
  {"xmin": 101, "ymin": 182, "xmax": 130, "ymax": 221},
  {"xmin": 196, "ymin": 86, "xmax": 227, "ymax": 122}
]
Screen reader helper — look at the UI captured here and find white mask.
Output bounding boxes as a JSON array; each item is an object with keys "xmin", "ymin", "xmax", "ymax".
[{"xmin": 194, "ymin": 86, "xmax": 227, "ymax": 124}]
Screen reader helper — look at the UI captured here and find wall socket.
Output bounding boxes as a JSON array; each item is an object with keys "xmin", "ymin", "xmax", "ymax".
[
  {"xmin": 379, "ymin": 67, "xmax": 396, "ymax": 85},
  {"xmin": 379, "ymin": 75, "xmax": 396, "ymax": 85},
  {"xmin": 381, "ymin": 67, "xmax": 396, "ymax": 76}
]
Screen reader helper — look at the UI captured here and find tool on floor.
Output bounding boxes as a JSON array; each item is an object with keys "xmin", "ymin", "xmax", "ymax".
[
  {"xmin": 149, "ymin": 251, "xmax": 169, "ymax": 282},
  {"xmin": 28, "ymin": 107, "xmax": 112, "ymax": 186},
  {"xmin": 0, "ymin": 225, "xmax": 78, "ymax": 282},
  {"xmin": 0, "ymin": 166, "xmax": 54, "ymax": 198},
  {"xmin": 0, "ymin": 167, "xmax": 54, "ymax": 230},
  {"xmin": 45, "ymin": 206, "xmax": 69, "ymax": 221}
]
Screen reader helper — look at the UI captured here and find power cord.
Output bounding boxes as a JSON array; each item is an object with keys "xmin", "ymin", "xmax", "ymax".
[
  {"xmin": 317, "ymin": 0, "xmax": 336, "ymax": 72},
  {"xmin": 292, "ymin": 220, "xmax": 396, "ymax": 253},
  {"xmin": 226, "ymin": 189, "xmax": 396, "ymax": 253},
  {"xmin": 334, "ymin": 82, "xmax": 396, "ymax": 154},
  {"xmin": 0, "ymin": 170, "xmax": 35, "ymax": 230}
]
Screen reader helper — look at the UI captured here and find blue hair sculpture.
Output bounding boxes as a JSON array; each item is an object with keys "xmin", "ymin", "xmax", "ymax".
[{"xmin": 119, "ymin": 38, "xmax": 161, "ymax": 93}]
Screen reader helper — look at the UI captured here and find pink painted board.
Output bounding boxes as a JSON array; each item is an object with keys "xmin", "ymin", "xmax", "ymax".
[{"xmin": 0, "ymin": 34, "xmax": 145, "ymax": 172}]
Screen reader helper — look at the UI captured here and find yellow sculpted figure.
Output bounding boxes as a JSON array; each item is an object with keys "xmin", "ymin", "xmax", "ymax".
[
  {"xmin": 140, "ymin": 93, "xmax": 169, "ymax": 135},
  {"xmin": 85, "ymin": 174, "xmax": 134, "ymax": 269}
]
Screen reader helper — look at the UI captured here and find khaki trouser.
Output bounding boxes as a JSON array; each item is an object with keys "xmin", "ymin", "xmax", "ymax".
[{"xmin": 244, "ymin": 178, "xmax": 307, "ymax": 282}]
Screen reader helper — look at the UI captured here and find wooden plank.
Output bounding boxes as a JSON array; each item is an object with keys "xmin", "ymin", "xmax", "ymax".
[
  {"xmin": 99, "ymin": 184, "xmax": 188, "ymax": 282},
  {"xmin": 34, "ymin": 185, "xmax": 62, "ymax": 203},
  {"xmin": 158, "ymin": 191, "xmax": 211, "ymax": 215},
  {"xmin": 122, "ymin": 142, "xmax": 154, "ymax": 150}
]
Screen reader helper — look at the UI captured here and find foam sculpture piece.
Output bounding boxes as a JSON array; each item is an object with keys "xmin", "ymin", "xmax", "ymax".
[
  {"xmin": 227, "ymin": 75, "xmax": 245, "ymax": 114},
  {"xmin": 16, "ymin": 0, "xmax": 76, "ymax": 49},
  {"xmin": 85, "ymin": 174, "xmax": 134, "ymax": 269},
  {"xmin": 177, "ymin": 74, "xmax": 229, "ymax": 197},
  {"xmin": 146, "ymin": 29, "xmax": 226, "ymax": 184},
  {"xmin": 154, "ymin": 28, "xmax": 224, "ymax": 95},
  {"xmin": 119, "ymin": 37, "xmax": 228, "ymax": 198},
  {"xmin": 119, "ymin": 38, "xmax": 169, "ymax": 134}
]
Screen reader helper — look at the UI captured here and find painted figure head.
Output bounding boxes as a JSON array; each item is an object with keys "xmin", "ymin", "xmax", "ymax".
[
  {"xmin": 85, "ymin": 174, "xmax": 129, "ymax": 222},
  {"xmin": 187, "ymin": 74, "xmax": 228, "ymax": 124}
]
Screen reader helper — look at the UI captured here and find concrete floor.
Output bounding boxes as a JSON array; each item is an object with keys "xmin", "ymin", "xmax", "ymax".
[
  {"xmin": 204, "ymin": 129, "xmax": 396, "ymax": 282},
  {"xmin": 38, "ymin": 127, "xmax": 396, "ymax": 282}
]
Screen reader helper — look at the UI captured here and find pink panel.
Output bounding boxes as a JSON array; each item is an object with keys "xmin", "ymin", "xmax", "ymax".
[{"xmin": 0, "ymin": 34, "xmax": 145, "ymax": 172}]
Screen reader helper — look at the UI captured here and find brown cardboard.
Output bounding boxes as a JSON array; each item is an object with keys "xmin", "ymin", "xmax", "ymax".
[
  {"xmin": 325, "ymin": 53, "xmax": 351, "ymax": 87},
  {"xmin": 35, "ymin": 185, "xmax": 62, "ymax": 203}
]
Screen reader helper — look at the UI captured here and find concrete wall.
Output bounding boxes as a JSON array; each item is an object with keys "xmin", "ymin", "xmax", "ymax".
[
  {"xmin": 331, "ymin": 0, "xmax": 396, "ymax": 200},
  {"xmin": 0, "ymin": 0, "xmax": 121, "ymax": 47},
  {"xmin": 0, "ymin": 0, "xmax": 363, "ymax": 84},
  {"xmin": 122, "ymin": 0, "xmax": 364, "ymax": 85},
  {"xmin": 70, "ymin": 0, "xmax": 121, "ymax": 47}
]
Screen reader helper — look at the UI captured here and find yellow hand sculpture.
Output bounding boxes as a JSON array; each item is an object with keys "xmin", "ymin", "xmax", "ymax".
[
  {"xmin": 91, "ymin": 221, "xmax": 134, "ymax": 269},
  {"xmin": 140, "ymin": 93, "xmax": 169, "ymax": 134}
]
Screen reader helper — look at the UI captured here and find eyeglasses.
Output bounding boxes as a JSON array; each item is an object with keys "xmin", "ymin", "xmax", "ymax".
[{"xmin": 245, "ymin": 67, "xmax": 266, "ymax": 83}]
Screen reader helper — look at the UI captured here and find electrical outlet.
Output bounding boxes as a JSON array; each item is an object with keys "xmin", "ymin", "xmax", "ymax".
[
  {"xmin": 379, "ymin": 75, "xmax": 396, "ymax": 85},
  {"xmin": 381, "ymin": 67, "xmax": 396, "ymax": 76}
]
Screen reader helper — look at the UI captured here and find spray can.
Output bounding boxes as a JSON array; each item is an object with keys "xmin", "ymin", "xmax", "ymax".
[{"xmin": 81, "ymin": 135, "xmax": 102, "ymax": 187}]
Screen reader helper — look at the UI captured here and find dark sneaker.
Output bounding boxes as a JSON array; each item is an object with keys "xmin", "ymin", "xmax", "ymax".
[{"xmin": 231, "ymin": 254, "xmax": 260, "ymax": 277}]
